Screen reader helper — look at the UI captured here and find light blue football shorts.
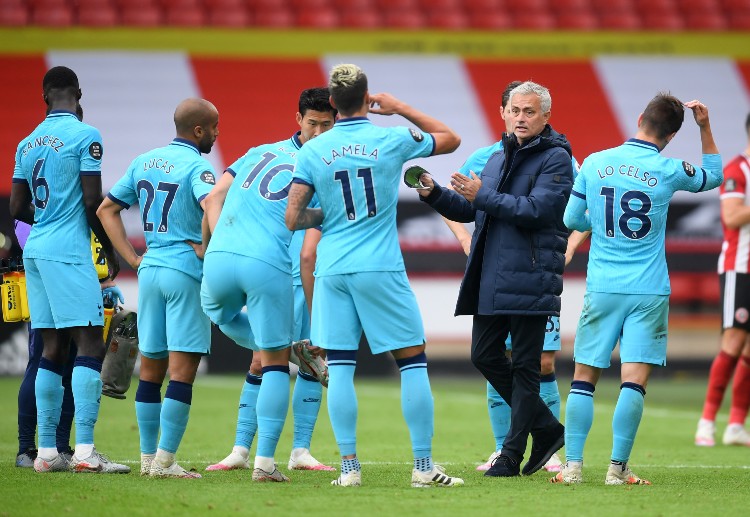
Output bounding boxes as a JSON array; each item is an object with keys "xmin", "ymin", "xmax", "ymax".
[
  {"xmin": 23, "ymin": 257, "xmax": 103, "ymax": 329},
  {"xmin": 311, "ymin": 271, "xmax": 425, "ymax": 354},
  {"xmin": 137, "ymin": 265, "xmax": 211, "ymax": 359},
  {"xmin": 202, "ymin": 251, "xmax": 293, "ymax": 351},
  {"xmin": 505, "ymin": 315, "xmax": 562, "ymax": 352},
  {"xmin": 573, "ymin": 291, "xmax": 669, "ymax": 368}
]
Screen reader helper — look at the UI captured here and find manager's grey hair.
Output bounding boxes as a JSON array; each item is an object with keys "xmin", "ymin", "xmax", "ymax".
[{"xmin": 509, "ymin": 81, "xmax": 551, "ymax": 113}]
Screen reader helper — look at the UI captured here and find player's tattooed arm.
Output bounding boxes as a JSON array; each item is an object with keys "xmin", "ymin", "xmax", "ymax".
[
  {"xmin": 285, "ymin": 183, "xmax": 323, "ymax": 230},
  {"xmin": 9, "ymin": 182, "xmax": 35, "ymax": 225}
]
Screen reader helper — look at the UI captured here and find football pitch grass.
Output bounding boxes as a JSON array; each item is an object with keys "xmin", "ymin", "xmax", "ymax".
[{"xmin": 0, "ymin": 374, "xmax": 748, "ymax": 516}]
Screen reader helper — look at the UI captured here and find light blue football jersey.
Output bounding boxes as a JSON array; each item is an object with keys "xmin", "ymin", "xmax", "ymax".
[
  {"xmin": 565, "ymin": 138, "xmax": 722, "ymax": 295},
  {"xmin": 459, "ymin": 140, "xmax": 580, "ymax": 178},
  {"xmin": 12, "ymin": 110, "xmax": 104, "ymax": 263},
  {"xmin": 293, "ymin": 117, "xmax": 435, "ymax": 276},
  {"xmin": 207, "ymin": 134, "xmax": 303, "ymax": 273},
  {"xmin": 108, "ymin": 138, "xmax": 215, "ymax": 281}
]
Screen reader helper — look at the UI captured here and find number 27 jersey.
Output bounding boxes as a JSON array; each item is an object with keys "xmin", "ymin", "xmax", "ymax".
[
  {"xmin": 107, "ymin": 138, "xmax": 215, "ymax": 281},
  {"xmin": 293, "ymin": 117, "xmax": 434, "ymax": 276}
]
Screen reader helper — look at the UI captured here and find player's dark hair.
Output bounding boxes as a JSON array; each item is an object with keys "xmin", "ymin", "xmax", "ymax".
[
  {"xmin": 501, "ymin": 81, "xmax": 523, "ymax": 109},
  {"xmin": 641, "ymin": 92, "xmax": 684, "ymax": 140},
  {"xmin": 745, "ymin": 112, "xmax": 750, "ymax": 135},
  {"xmin": 299, "ymin": 87, "xmax": 336, "ymax": 117},
  {"xmin": 42, "ymin": 66, "xmax": 79, "ymax": 94},
  {"xmin": 329, "ymin": 64, "xmax": 368, "ymax": 117}
]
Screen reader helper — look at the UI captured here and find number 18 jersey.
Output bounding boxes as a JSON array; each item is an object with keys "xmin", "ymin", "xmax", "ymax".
[
  {"xmin": 107, "ymin": 138, "xmax": 215, "ymax": 281},
  {"xmin": 293, "ymin": 117, "xmax": 434, "ymax": 276},
  {"xmin": 571, "ymin": 138, "xmax": 722, "ymax": 295}
]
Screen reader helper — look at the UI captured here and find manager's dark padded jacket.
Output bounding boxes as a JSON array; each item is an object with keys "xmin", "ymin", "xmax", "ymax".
[{"xmin": 422, "ymin": 125, "xmax": 573, "ymax": 316}]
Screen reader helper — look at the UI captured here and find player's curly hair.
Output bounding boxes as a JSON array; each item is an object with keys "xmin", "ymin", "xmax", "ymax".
[
  {"xmin": 329, "ymin": 64, "xmax": 367, "ymax": 117},
  {"xmin": 42, "ymin": 66, "xmax": 79, "ymax": 93},
  {"xmin": 641, "ymin": 92, "xmax": 684, "ymax": 140},
  {"xmin": 299, "ymin": 87, "xmax": 336, "ymax": 118}
]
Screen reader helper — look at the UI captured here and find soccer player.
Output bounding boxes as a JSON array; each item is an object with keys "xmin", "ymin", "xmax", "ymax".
[
  {"xmin": 9, "ymin": 66, "xmax": 128, "ymax": 474},
  {"xmin": 286, "ymin": 63, "xmax": 464, "ymax": 488},
  {"xmin": 696, "ymin": 112, "xmax": 750, "ymax": 447},
  {"xmin": 97, "ymin": 98, "xmax": 220, "ymax": 478},
  {"xmin": 556, "ymin": 94, "xmax": 722, "ymax": 485},
  {"xmin": 443, "ymin": 80, "xmax": 577, "ymax": 473},
  {"xmin": 203, "ymin": 88, "xmax": 335, "ymax": 475}
]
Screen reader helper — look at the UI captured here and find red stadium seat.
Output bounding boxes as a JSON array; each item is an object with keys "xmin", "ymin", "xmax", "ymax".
[
  {"xmin": 426, "ymin": 8, "xmax": 469, "ymax": 29},
  {"xmin": 253, "ymin": 6, "xmax": 294, "ymax": 26},
  {"xmin": 675, "ymin": 0, "xmax": 721, "ymax": 13},
  {"xmin": 78, "ymin": 4, "xmax": 119, "ymax": 26},
  {"xmin": 27, "ymin": 0, "xmax": 70, "ymax": 8},
  {"xmin": 289, "ymin": 0, "xmax": 331, "ymax": 9},
  {"xmin": 468, "ymin": 9, "xmax": 512, "ymax": 29},
  {"xmin": 203, "ymin": 0, "xmax": 246, "ymax": 8},
  {"xmin": 31, "ymin": 5, "xmax": 74, "ymax": 25},
  {"xmin": 463, "ymin": 0, "xmax": 506, "ymax": 12},
  {"xmin": 548, "ymin": 0, "xmax": 593, "ymax": 12},
  {"xmin": 684, "ymin": 12, "xmax": 727, "ymax": 29},
  {"xmin": 591, "ymin": 0, "xmax": 633, "ymax": 12},
  {"xmin": 700, "ymin": 274, "xmax": 720, "ymax": 304},
  {"xmin": 120, "ymin": 5, "xmax": 162, "ymax": 26},
  {"xmin": 728, "ymin": 13, "xmax": 750, "ymax": 29},
  {"xmin": 505, "ymin": 0, "xmax": 550, "ymax": 13},
  {"xmin": 207, "ymin": 5, "xmax": 251, "ymax": 26},
  {"xmin": 164, "ymin": 5, "xmax": 206, "ymax": 25},
  {"xmin": 339, "ymin": 8, "xmax": 382, "ymax": 28},
  {"xmin": 249, "ymin": 0, "xmax": 289, "ymax": 9},
  {"xmin": 513, "ymin": 11, "xmax": 557, "ymax": 29},
  {"xmin": 76, "ymin": 0, "xmax": 115, "ymax": 8},
  {"xmin": 557, "ymin": 10, "xmax": 598, "ymax": 29},
  {"xmin": 417, "ymin": 0, "xmax": 461, "ymax": 10},
  {"xmin": 113, "ymin": 0, "xmax": 158, "ymax": 9},
  {"xmin": 382, "ymin": 8, "xmax": 425, "ymax": 28},
  {"xmin": 721, "ymin": 0, "xmax": 750, "ymax": 12},
  {"xmin": 633, "ymin": 0, "xmax": 677, "ymax": 13},
  {"xmin": 160, "ymin": 0, "xmax": 202, "ymax": 9},
  {"xmin": 331, "ymin": 0, "xmax": 374, "ymax": 8},
  {"xmin": 598, "ymin": 11, "xmax": 641, "ymax": 29},
  {"xmin": 0, "ymin": 4, "xmax": 29, "ymax": 26},
  {"xmin": 296, "ymin": 7, "xmax": 339, "ymax": 27},
  {"xmin": 375, "ymin": 0, "xmax": 418, "ymax": 10},
  {"xmin": 641, "ymin": 11, "xmax": 684, "ymax": 30}
]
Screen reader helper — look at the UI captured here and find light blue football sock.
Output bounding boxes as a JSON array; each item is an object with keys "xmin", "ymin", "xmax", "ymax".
[
  {"xmin": 255, "ymin": 367, "xmax": 290, "ymax": 458},
  {"xmin": 36, "ymin": 359, "xmax": 64, "ymax": 450},
  {"xmin": 235, "ymin": 373, "xmax": 261, "ymax": 450},
  {"xmin": 487, "ymin": 382, "xmax": 510, "ymax": 451},
  {"xmin": 219, "ymin": 312, "xmax": 256, "ymax": 349},
  {"xmin": 326, "ymin": 351, "xmax": 358, "ymax": 457},
  {"xmin": 71, "ymin": 357, "xmax": 103, "ymax": 445},
  {"xmin": 135, "ymin": 380, "xmax": 162, "ymax": 455},
  {"xmin": 565, "ymin": 381, "xmax": 596, "ymax": 463},
  {"xmin": 292, "ymin": 371, "xmax": 322, "ymax": 450},
  {"xmin": 397, "ymin": 353, "xmax": 434, "ymax": 462},
  {"xmin": 158, "ymin": 381, "xmax": 192, "ymax": 454},
  {"xmin": 540, "ymin": 373, "xmax": 562, "ymax": 421},
  {"xmin": 611, "ymin": 383, "xmax": 646, "ymax": 463}
]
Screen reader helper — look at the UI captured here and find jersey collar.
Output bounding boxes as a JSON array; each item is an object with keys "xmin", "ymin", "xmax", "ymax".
[
  {"xmin": 625, "ymin": 138, "xmax": 660, "ymax": 152},
  {"xmin": 171, "ymin": 138, "xmax": 200, "ymax": 154},
  {"xmin": 335, "ymin": 116, "xmax": 370, "ymax": 126},
  {"xmin": 46, "ymin": 110, "xmax": 78, "ymax": 119},
  {"xmin": 291, "ymin": 132, "xmax": 303, "ymax": 149}
]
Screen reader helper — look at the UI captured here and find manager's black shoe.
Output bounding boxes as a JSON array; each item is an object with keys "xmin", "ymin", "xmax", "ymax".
[
  {"xmin": 522, "ymin": 422, "xmax": 565, "ymax": 476},
  {"xmin": 484, "ymin": 453, "xmax": 520, "ymax": 477}
]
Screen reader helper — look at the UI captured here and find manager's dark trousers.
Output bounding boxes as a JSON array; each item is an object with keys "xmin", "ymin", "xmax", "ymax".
[{"xmin": 470, "ymin": 314, "xmax": 560, "ymax": 463}]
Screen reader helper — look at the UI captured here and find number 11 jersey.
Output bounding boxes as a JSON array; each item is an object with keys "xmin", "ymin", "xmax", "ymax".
[{"xmin": 293, "ymin": 117, "xmax": 434, "ymax": 277}]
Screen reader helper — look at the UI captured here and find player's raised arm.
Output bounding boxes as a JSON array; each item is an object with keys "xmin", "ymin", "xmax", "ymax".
[
  {"xmin": 369, "ymin": 92, "xmax": 460, "ymax": 155},
  {"xmin": 686, "ymin": 99, "xmax": 723, "ymax": 191}
]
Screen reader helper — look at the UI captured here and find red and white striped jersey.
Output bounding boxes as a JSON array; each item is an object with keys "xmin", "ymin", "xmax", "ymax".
[{"xmin": 719, "ymin": 153, "xmax": 750, "ymax": 274}]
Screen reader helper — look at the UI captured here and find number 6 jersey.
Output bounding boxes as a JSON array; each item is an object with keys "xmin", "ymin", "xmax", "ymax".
[
  {"xmin": 12, "ymin": 110, "xmax": 104, "ymax": 263},
  {"xmin": 107, "ymin": 138, "xmax": 215, "ymax": 281},
  {"xmin": 292, "ymin": 117, "xmax": 435, "ymax": 277},
  {"xmin": 564, "ymin": 138, "xmax": 722, "ymax": 295}
]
